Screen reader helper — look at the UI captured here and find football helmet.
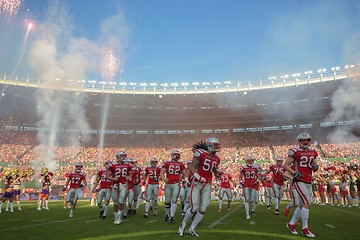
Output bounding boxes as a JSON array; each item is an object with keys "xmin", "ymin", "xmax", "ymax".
[
  {"xmin": 205, "ymin": 137, "xmax": 221, "ymax": 153},
  {"xmin": 171, "ymin": 149, "xmax": 181, "ymax": 161},
  {"xmin": 150, "ymin": 157, "xmax": 158, "ymax": 167},
  {"xmin": 104, "ymin": 160, "xmax": 113, "ymax": 170},
  {"xmin": 275, "ymin": 156, "xmax": 283, "ymax": 165},
  {"xmin": 297, "ymin": 132, "xmax": 312, "ymax": 149},
  {"xmin": 245, "ymin": 156, "xmax": 255, "ymax": 167},
  {"xmin": 116, "ymin": 150, "xmax": 127, "ymax": 162},
  {"xmin": 187, "ymin": 160, "xmax": 192, "ymax": 166},
  {"xmin": 75, "ymin": 162, "xmax": 83, "ymax": 172}
]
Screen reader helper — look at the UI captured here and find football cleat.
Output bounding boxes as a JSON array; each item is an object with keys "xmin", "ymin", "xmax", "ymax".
[
  {"xmin": 246, "ymin": 215, "xmax": 251, "ymax": 220},
  {"xmin": 217, "ymin": 208, "xmax": 222, "ymax": 212},
  {"xmin": 154, "ymin": 209, "xmax": 158, "ymax": 216},
  {"xmin": 18, "ymin": 207, "xmax": 22, "ymax": 211},
  {"xmin": 178, "ymin": 223, "xmax": 186, "ymax": 236},
  {"xmin": 144, "ymin": 212, "xmax": 149, "ymax": 218},
  {"xmin": 164, "ymin": 215, "xmax": 169, "ymax": 222},
  {"xmin": 275, "ymin": 209, "xmax": 279, "ymax": 215},
  {"xmin": 302, "ymin": 228, "xmax": 315, "ymax": 238},
  {"xmin": 251, "ymin": 211, "xmax": 256, "ymax": 215},
  {"xmin": 287, "ymin": 222, "xmax": 298, "ymax": 235},
  {"xmin": 69, "ymin": 210, "xmax": 74, "ymax": 218},
  {"xmin": 170, "ymin": 217, "xmax": 175, "ymax": 224},
  {"xmin": 283, "ymin": 207, "xmax": 289, "ymax": 217},
  {"xmin": 267, "ymin": 205, "xmax": 271, "ymax": 209},
  {"xmin": 102, "ymin": 215, "xmax": 106, "ymax": 220},
  {"xmin": 133, "ymin": 209, "xmax": 137, "ymax": 215},
  {"xmin": 37, "ymin": 207, "xmax": 41, "ymax": 211},
  {"xmin": 10, "ymin": 209, "xmax": 14, "ymax": 213},
  {"xmin": 188, "ymin": 227, "xmax": 199, "ymax": 237},
  {"xmin": 228, "ymin": 206, "xmax": 231, "ymax": 211}
]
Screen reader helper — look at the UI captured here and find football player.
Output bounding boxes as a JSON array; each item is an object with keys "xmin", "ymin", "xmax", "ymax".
[
  {"xmin": 217, "ymin": 169, "xmax": 237, "ymax": 212},
  {"xmin": 284, "ymin": 132, "xmax": 318, "ymax": 238},
  {"xmin": 160, "ymin": 150, "xmax": 187, "ymax": 224},
  {"xmin": 143, "ymin": 157, "xmax": 161, "ymax": 218},
  {"xmin": 265, "ymin": 157, "xmax": 285, "ymax": 215},
  {"xmin": 178, "ymin": 137, "xmax": 222, "ymax": 237},
  {"xmin": 239, "ymin": 156, "xmax": 261, "ymax": 219},
  {"xmin": 62, "ymin": 163, "xmax": 87, "ymax": 218},
  {"xmin": 106, "ymin": 150, "xmax": 132, "ymax": 224},
  {"xmin": 93, "ymin": 160, "xmax": 113, "ymax": 220}
]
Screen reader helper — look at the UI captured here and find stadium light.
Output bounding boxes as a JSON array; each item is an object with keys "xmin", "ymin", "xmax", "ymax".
[
  {"xmin": 268, "ymin": 77, "xmax": 276, "ymax": 88},
  {"xmin": 292, "ymin": 73, "xmax": 301, "ymax": 85},
  {"xmin": 280, "ymin": 75, "xmax": 289, "ymax": 87},
  {"xmin": 150, "ymin": 83, "xmax": 157, "ymax": 92},
  {"xmin": 344, "ymin": 65, "xmax": 355, "ymax": 78},
  {"xmin": 317, "ymin": 68, "xmax": 326, "ymax": 82},
  {"xmin": 304, "ymin": 71, "xmax": 312, "ymax": 80},
  {"xmin": 331, "ymin": 67, "xmax": 340, "ymax": 80}
]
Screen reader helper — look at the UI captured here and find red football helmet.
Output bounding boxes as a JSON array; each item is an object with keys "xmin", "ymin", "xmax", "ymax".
[
  {"xmin": 297, "ymin": 132, "xmax": 312, "ymax": 149},
  {"xmin": 150, "ymin": 157, "xmax": 158, "ymax": 167},
  {"xmin": 171, "ymin": 150, "xmax": 181, "ymax": 161},
  {"xmin": 206, "ymin": 137, "xmax": 221, "ymax": 153},
  {"xmin": 116, "ymin": 150, "xmax": 127, "ymax": 162}
]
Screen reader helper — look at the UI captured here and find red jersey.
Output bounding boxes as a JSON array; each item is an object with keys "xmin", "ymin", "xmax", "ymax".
[
  {"xmin": 131, "ymin": 165, "xmax": 142, "ymax": 184},
  {"xmin": 270, "ymin": 164, "xmax": 284, "ymax": 186},
  {"xmin": 97, "ymin": 169, "xmax": 113, "ymax": 189},
  {"xmin": 67, "ymin": 171, "xmax": 86, "ymax": 188},
  {"xmin": 145, "ymin": 166, "xmax": 161, "ymax": 184},
  {"xmin": 288, "ymin": 147, "xmax": 318, "ymax": 184},
  {"xmin": 193, "ymin": 149, "xmax": 221, "ymax": 183},
  {"xmin": 162, "ymin": 160, "xmax": 185, "ymax": 184},
  {"xmin": 109, "ymin": 162, "xmax": 132, "ymax": 184},
  {"xmin": 219, "ymin": 173, "xmax": 233, "ymax": 189},
  {"xmin": 240, "ymin": 165, "xmax": 260, "ymax": 189}
]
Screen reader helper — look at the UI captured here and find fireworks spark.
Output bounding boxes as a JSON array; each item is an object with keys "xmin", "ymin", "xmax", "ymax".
[
  {"xmin": 0, "ymin": 0, "xmax": 22, "ymax": 16},
  {"xmin": 100, "ymin": 49, "xmax": 122, "ymax": 81}
]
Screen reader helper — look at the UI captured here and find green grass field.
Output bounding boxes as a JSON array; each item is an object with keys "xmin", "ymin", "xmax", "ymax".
[{"xmin": 0, "ymin": 200, "xmax": 359, "ymax": 240}]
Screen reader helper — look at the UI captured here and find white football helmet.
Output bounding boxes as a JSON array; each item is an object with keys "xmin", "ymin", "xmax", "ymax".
[
  {"xmin": 206, "ymin": 137, "xmax": 221, "ymax": 153},
  {"xmin": 275, "ymin": 156, "xmax": 283, "ymax": 165},
  {"xmin": 150, "ymin": 157, "xmax": 158, "ymax": 167},
  {"xmin": 75, "ymin": 162, "xmax": 83, "ymax": 172},
  {"xmin": 245, "ymin": 156, "xmax": 255, "ymax": 167},
  {"xmin": 171, "ymin": 149, "xmax": 181, "ymax": 161},
  {"xmin": 297, "ymin": 132, "xmax": 312, "ymax": 149},
  {"xmin": 104, "ymin": 160, "xmax": 113, "ymax": 170},
  {"xmin": 116, "ymin": 150, "xmax": 127, "ymax": 162}
]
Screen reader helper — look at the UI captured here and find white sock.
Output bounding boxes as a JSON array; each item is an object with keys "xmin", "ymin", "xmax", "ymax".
[
  {"xmin": 244, "ymin": 202, "xmax": 249, "ymax": 216},
  {"xmin": 190, "ymin": 212, "xmax": 204, "ymax": 229},
  {"xmin": 17, "ymin": 201, "xmax": 21, "ymax": 208},
  {"xmin": 218, "ymin": 199, "xmax": 223, "ymax": 209},
  {"xmin": 183, "ymin": 203, "xmax": 189, "ymax": 213},
  {"xmin": 290, "ymin": 207, "xmax": 302, "ymax": 225},
  {"xmin": 301, "ymin": 208, "xmax": 309, "ymax": 229},
  {"xmin": 274, "ymin": 198, "xmax": 279, "ymax": 209},
  {"xmin": 10, "ymin": 202, "xmax": 14, "ymax": 211},
  {"xmin": 252, "ymin": 203, "xmax": 258, "ymax": 212},
  {"xmin": 145, "ymin": 202, "xmax": 150, "ymax": 213},
  {"xmin": 6, "ymin": 201, "xmax": 10, "ymax": 210},
  {"xmin": 45, "ymin": 200, "xmax": 48, "ymax": 208},
  {"xmin": 287, "ymin": 201, "xmax": 294, "ymax": 209},
  {"xmin": 170, "ymin": 203, "xmax": 177, "ymax": 217},
  {"xmin": 182, "ymin": 209, "xmax": 193, "ymax": 226},
  {"xmin": 38, "ymin": 200, "xmax": 42, "ymax": 208}
]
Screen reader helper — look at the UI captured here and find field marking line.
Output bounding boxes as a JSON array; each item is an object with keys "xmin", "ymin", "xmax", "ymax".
[
  {"xmin": 85, "ymin": 219, "xmax": 99, "ymax": 223},
  {"xmin": 147, "ymin": 220, "xmax": 157, "ymax": 223},
  {"xmin": 325, "ymin": 224, "xmax": 336, "ymax": 229},
  {"xmin": 208, "ymin": 205, "xmax": 241, "ymax": 229},
  {"xmin": 7, "ymin": 219, "xmax": 22, "ymax": 222},
  {"xmin": 30, "ymin": 218, "xmax": 47, "ymax": 222},
  {"xmin": 324, "ymin": 206, "xmax": 360, "ymax": 217}
]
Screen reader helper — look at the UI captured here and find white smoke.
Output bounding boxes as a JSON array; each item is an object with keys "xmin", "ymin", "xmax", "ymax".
[{"xmin": 27, "ymin": 1, "xmax": 128, "ymax": 170}]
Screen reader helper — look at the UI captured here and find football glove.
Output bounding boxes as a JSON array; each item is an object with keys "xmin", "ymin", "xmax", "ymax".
[
  {"xmin": 62, "ymin": 185, "xmax": 66, "ymax": 192},
  {"xmin": 312, "ymin": 163, "xmax": 319, "ymax": 171},
  {"xmin": 293, "ymin": 171, "xmax": 302, "ymax": 181}
]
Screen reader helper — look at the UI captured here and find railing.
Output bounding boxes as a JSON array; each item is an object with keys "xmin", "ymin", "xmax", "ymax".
[{"xmin": 0, "ymin": 65, "xmax": 359, "ymax": 95}]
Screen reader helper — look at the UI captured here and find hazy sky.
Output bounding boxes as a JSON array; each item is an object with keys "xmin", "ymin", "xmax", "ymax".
[{"xmin": 0, "ymin": 0, "xmax": 359, "ymax": 85}]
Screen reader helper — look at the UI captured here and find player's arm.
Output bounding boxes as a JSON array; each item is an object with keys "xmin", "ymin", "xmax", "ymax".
[
  {"xmin": 106, "ymin": 169, "xmax": 118, "ymax": 182},
  {"xmin": 284, "ymin": 157, "xmax": 295, "ymax": 175},
  {"xmin": 125, "ymin": 169, "xmax": 132, "ymax": 181},
  {"xmin": 160, "ymin": 167, "xmax": 168, "ymax": 183},
  {"xmin": 81, "ymin": 177, "xmax": 88, "ymax": 188},
  {"xmin": 92, "ymin": 175, "xmax": 101, "ymax": 192},
  {"xmin": 63, "ymin": 176, "xmax": 70, "ymax": 191}
]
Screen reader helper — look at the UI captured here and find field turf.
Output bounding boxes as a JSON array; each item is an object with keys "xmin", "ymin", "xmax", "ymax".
[{"xmin": 0, "ymin": 200, "xmax": 359, "ymax": 239}]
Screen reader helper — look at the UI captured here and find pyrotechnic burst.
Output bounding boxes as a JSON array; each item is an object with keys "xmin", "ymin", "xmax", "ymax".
[
  {"xmin": 0, "ymin": 0, "xmax": 22, "ymax": 16},
  {"xmin": 100, "ymin": 49, "xmax": 122, "ymax": 81}
]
